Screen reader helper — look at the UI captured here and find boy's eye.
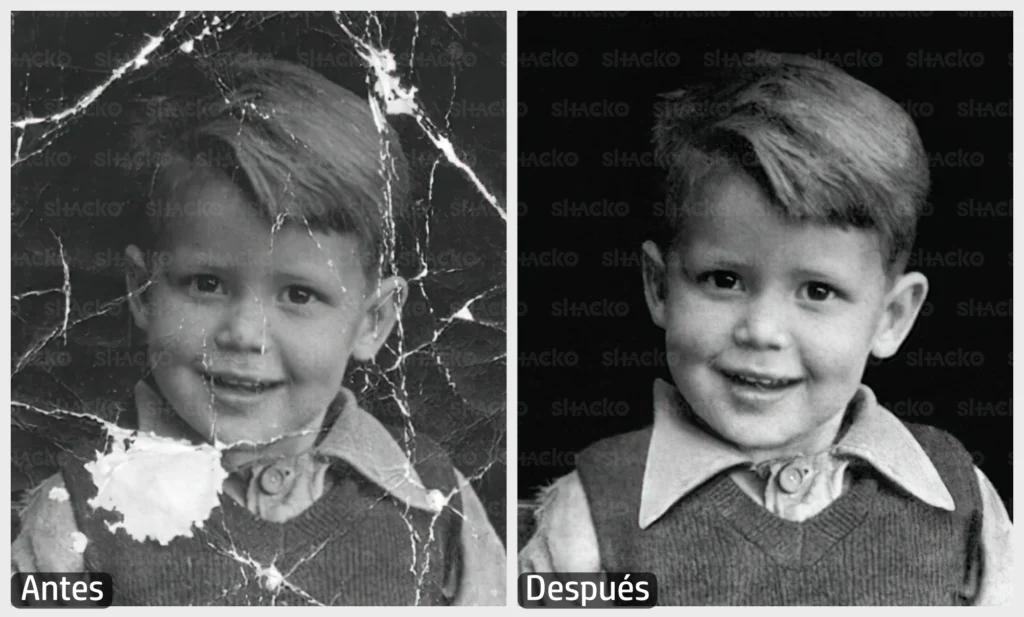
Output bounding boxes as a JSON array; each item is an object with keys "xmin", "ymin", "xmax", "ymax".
[
  {"xmin": 804, "ymin": 282, "xmax": 837, "ymax": 302},
  {"xmin": 699, "ymin": 270, "xmax": 741, "ymax": 290},
  {"xmin": 284, "ymin": 286, "xmax": 318, "ymax": 305},
  {"xmin": 189, "ymin": 275, "xmax": 223, "ymax": 295}
]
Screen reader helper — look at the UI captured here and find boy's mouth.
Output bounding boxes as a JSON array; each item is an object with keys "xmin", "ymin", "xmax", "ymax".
[
  {"xmin": 719, "ymin": 369, "xmax": 803, "ymax": 391},
  {"xmin": 201, "ymin": 372, "xmax": 285, "ymax": 394}
]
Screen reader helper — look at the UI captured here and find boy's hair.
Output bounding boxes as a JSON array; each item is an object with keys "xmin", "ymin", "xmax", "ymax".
[
  {"xmin": 133, "ymin": 55, "xmax": 409, "ymax": 280},
  {"xmin": 652, "ymin": 51, "xmax": 929, "ymax": 274}
]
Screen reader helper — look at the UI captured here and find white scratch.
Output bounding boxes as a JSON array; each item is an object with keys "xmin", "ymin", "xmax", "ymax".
[
  {"xmin": 442, "ymin": 285, "xmax": 500, "ymax": 323},
  {"xmin": 12, "ymin": 287, "xmax": 63, "ymax": 301},
  {"xmin": 12, "ymin": 13, "xmax": 185, "ymax": 131},
  {"xmin": 335, "ymin": 15, "xmax": 505, "ymax": 220},
  {"xmin": 53, "ymin": 231, "xmax": 71, "ymax": 344}
]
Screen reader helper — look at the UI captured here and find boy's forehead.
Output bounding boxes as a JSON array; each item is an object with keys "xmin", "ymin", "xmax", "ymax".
[
  {"xmin": 155, "ymin": 174, "xmax": 367, "ymax": 273},
  {"xmin": 677, "ymin": 172, "xmax": 887, "ymax": 275}
]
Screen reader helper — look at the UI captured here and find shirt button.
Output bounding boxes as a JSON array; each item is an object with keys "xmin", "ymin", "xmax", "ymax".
[
  {"xmin": 259, "ymin": 466, "xmax": 287, "ymax": 495},
  {"xmin": 778, "ymin": 463, "xmax": 805, "ymax": 494}
]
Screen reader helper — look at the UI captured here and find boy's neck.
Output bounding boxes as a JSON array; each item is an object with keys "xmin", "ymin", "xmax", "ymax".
[
  {"xmin": 738, "ymin": 407, "xmax": 851, "ymax": 465},
  {"xmin": 218, "ymin": 422, "xmax": 324, "ymax": 472},
  {"xmin": 673, "ymin": 386, "xmax": 852, "ymax": 464},
  {"xmin": 219, "ymin": 402, "xmax": 339, "ymax": 472}
]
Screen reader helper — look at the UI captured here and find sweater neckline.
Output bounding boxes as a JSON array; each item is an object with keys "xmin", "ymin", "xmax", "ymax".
[
  {"xmin": 209, "ymin": 464, "xmax": 358, "ymax": 541},
  {"xmin": 707, "ymin": 469, "xmax": 878, "ymax": 567}
]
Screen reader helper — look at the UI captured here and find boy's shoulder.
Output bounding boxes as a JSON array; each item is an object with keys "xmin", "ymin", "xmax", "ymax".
[
  {"xmin": 521, "ymin": 471, "xmax": 603, "ymax": 574},
  {"xmin": 865, "ymin": 415, "xmax": 981, "ymax": 516},
  {"xmin": 901, "ymin": 420, "xmax": 969, "ymax": 448},
  {"xmin": 575, "ymin": 426, "xmax": 654, "ymax": 480},
  {"xmin": 13, "ymin": 472, "xmax": 85, "ymax": 573},
  {"xmin": 375, "ymin": 425, "xmax": 462, "ymax": 492},
  {"xmin": 899, "ymin": 421, "xmax": 978, "ymax": 488},
  {"xmin": 316, "ymin": 396, "xmax": 465, "ymax": 514}
]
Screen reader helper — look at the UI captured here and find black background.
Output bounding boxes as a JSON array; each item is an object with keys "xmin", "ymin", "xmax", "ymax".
[{"xmin": 518, "ymin": 11, "xmax": 1012, "ymax": 514}]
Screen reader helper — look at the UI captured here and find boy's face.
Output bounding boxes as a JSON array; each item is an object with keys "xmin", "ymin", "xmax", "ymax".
[
  {"xmin": 642, "ymin": 169, "xmax": 927, "ymax": 460},
  {"xmin": 126, "ymin": 170, "xmax": 405, "ymax": 451}
]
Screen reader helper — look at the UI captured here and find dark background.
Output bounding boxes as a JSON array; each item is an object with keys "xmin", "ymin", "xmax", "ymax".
[
  {"xmin": 12, "ymin": 11, "xmax": 507, "ymax": 542},
  {"xmin": 518, "ymin": 11, "xmax": 1012, "ymax": 517}
]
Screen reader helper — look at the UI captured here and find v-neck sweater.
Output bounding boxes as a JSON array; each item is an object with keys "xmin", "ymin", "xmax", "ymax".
[
  {"xmin": 60, "ymin": 429, "xmax": 463, "ymax": 606},
  {"xmin": 576, "ymin": 422, "xmax": 981, "ymax": 605}
]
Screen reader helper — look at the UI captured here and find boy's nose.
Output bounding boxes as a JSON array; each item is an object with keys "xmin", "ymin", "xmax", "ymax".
[
  {"xmin": 215, "ymin": 295, "xmax": 271, "ymax": 353},
  {"xmin": 733, "ymin": 295, "xmax": 790, "ymax": 350}
]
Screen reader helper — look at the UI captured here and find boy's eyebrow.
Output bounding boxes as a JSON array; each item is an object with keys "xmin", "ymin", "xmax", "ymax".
[
  {"xmin": 169, "ymin": 252, "xmax": 234, "ymax": 270},
  {"xmin": 705, "ymin": 258, "xmax": 754, "ymax": 272},
  {"xmin": 273, "ymin": 267, "xmax": 347, "ymax": 288},
  {"xmin": 682, "ymin": 248, "xmax": 857, "ymax": 281},
  {"xmin": 680, "ymin": 247, "xmax": 753, "ymax": 270},
  {"xmin": 790, "ymin": 266, "xmax": 849, "ymax": 283}
]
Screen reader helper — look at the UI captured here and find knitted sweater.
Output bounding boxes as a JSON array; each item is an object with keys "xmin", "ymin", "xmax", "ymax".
[
  {"xmin": 576, "ymin": 422, "xmax": 981, "ymax": 605},
  {"xmin": 60, "ymin": 429, "xmax": 463, "ymax": 606}
]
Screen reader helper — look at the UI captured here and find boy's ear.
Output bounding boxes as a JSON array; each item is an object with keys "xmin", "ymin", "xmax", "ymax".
[
  {"xmin": 124, "ymin": 245, "xmax": 153, "ymax": 332},
  {"xmin": 351, "ymin": 276, "xmax": 408, "ymax": 361},
  {"xmin": 641, "ymin": 240, "xmax": 669, "ymax": 329},
  {"xmin": 871, "ymin": 271, "xmax": 929, "ymax": 359}
]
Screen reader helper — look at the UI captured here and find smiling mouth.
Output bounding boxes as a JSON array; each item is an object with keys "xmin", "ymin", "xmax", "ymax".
[
  {"xmin": 201, "ymin": 373, "xmax": 285, "ymax": 394},
  {"xmin": 720, "ymin": 369, "xmax": 803, "ymax": 391}
]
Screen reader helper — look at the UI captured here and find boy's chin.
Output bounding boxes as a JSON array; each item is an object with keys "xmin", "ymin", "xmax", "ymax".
[
  {"xmin": 698, "ymin": 413, "xmax": 820, "ymax": 459},
  {"xmin": 204, "ymin": 423, "xmax": 289, "ymax": 449}
]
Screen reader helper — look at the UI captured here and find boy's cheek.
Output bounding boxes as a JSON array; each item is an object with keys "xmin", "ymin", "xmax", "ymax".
[
  {"xmin": 299, "ymin": 347, "xmax": 354, "ymax": 386},
  {"xmin": 666, "ymin": 304, "xmax": 724, "ymax": 345},
  {"xmin": 152, "ymin": 297, "xmax": 217, "ymax": 333}
]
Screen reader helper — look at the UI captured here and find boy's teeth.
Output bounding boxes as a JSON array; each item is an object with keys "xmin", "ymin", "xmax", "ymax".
[
  {"xmin": 211, "ymin": 376, "xmax": 270, "ymax": 391},
  {"xmin": 731, "ymin": 373, "xmax": 790, "ymax": 387}
]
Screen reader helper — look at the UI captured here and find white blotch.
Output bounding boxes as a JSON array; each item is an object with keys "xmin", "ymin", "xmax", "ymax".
[
  {"xmin": 70, "ymin": 531, "xmax": 88, "ymax": 553},
  {"xmin": 259, "ymin": 564, "xmax": 284, "ymax": 592},
  {"xmin": 453, "ymin": 306, "xmax": 475, "ymax": 322},
  {"xmin": 12, "ymin": 12, "xmax": 184, "ymax": 130},
  {"xmin": 360, "ymin": 46, "xmax": 419, "ymax": 116},
  {"xmin": 427, "ymin": 489, "xmax": 449, "ymax": 512},
  {"xmin": 445, "ymin": 11, "xmax": 467, "ymax": 17},
  {"xmin": 48, "ymin": 486, "xmax": 70, "ymax": 502},
  {"xmin": 178, "ymin": 25, "xmax": 215, "ymax": 55},
  {"xmin": 211, "ymin": 15, "xmax": 221, "ymax": 25},
  {"xmin": 334, "ymin": 16, "xmax": 504, "ymax": 218},
  {"xmin": 85, "ymin": 430, "xmax": 228, "ymax": 546}
]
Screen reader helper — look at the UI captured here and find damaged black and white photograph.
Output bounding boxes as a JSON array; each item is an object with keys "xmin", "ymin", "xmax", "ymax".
[
  {"xmin": 517, "ymin": 11, "xmax": 1011, "ymax": 606},
  {"xmin": 10, "ymin": 11, "xmax": 506, "ymax": 606}
]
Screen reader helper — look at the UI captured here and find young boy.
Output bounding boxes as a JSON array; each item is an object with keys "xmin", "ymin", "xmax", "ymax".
[
  {"xmin": 13, "ymin": 57, "xmax": 505, "ymax": 606},
  {"xmin": 519, "ymin": 52, "xmax": 1012, "ymax": 605}
]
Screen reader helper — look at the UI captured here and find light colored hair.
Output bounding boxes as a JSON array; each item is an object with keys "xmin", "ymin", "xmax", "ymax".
[
  {"xmin": 133, "ymin": 55, "xmax": 409, "ymax": 280},
  {"xmin": 653, "ymin": 51, "xmax": 929, "ymax": 273}
]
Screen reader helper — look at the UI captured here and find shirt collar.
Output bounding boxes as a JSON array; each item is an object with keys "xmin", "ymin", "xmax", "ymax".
[
  {"xmin": 639, "ymin": 378, "xmax": 955, "ymax": 529},
  {"xmin": 133, "ymin": 379, "xmax": 439, "ymax": 514}
]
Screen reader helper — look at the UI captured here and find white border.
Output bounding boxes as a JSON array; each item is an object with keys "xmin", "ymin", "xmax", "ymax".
[{"xmin": 4, "ymin": 2, "xmax": 1021, "ymax": 613}]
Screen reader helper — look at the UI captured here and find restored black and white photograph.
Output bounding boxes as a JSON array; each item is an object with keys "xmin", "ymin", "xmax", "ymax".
[
  {"xmin": 517, "ymin": 11, "xmax": 1011, "ymax": 606},
  {"xmin": 11, "ymin": 11, "xmax": 506, "ymax": 606}
]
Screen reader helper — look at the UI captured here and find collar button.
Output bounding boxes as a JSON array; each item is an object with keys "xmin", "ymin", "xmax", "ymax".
[
  {"xmin": 259, "ymin": 466, "xmax": 287, "ymax": 495},
  {"xmin": 778, "ymin": 463, "xmax": 806, "ymax": 494}
]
